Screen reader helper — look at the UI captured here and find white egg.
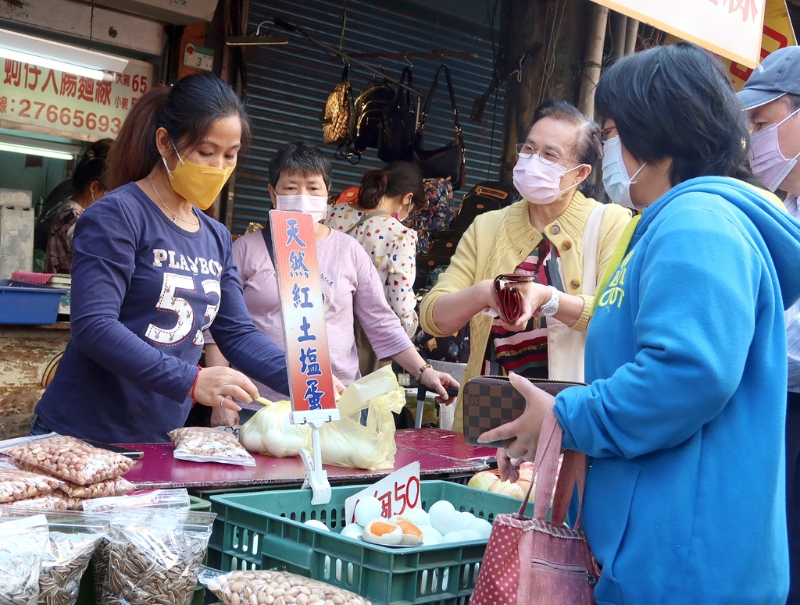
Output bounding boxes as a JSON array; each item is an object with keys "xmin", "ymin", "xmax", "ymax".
[
  {"xmin": 466, "ymin": 518, "xmax": 493, "ymax": 539},
  {"xmin": 401, "ymin": 508, "xmax": 431, "ymax": 527},
  {"xmin": 429, "ymin": 500, "xmax": 460, "ymax": 535},
  {"xmin": 441, "ymin": 531, "xmax": 465, "ymax": 544},
  {"xmin": 459, "ymin": 529, "xmax": 483, "ymax": 541},
  {"xmin": 340, "ymin": 524, "xmax": 364, "ymax": 540},
  {"xmin": 419, "ymin": 525, "xmax": 443, "ymax": 546},
  {"xmin": 363, "ymin": 519, "xmax": 403, "ymax": 546},
  {"xmin": 304, "ymin": 520, "xmax": 330, "ymax": 532},
  {"xmin": 355, "ymin": 496, "xmax": 383, "ymax": 527},
  {"xmin": 459, "ymin": 512, "xmax": 477, "ymax": 529}
]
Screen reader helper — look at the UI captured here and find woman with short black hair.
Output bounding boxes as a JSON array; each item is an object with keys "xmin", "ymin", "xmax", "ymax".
[
  {"xmin": 31, "ymin": 72, "xmax": 289, "ymax": 443},
  {"xmin": 480, "ymin": 42, "xmax": 800, "ymax": 603}
]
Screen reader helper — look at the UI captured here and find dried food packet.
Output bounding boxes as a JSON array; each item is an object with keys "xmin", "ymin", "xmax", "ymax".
[
  {"xmin": 8, "ymin": 495, "xmax": 70, "ymax": 512},
  {"xmin": 100, "ymin": 510, "xmax": 215, "ymax": 605},
  {"xmin": 58, "ymin": 477, "xmax": 134, "ymax": 499},
  {"xmin": 199, "ymin": 567, "xmax": 373, "ymax": 605},
  {"xmin": 0, "ymin": 514, "xmax": 49, "ymax": 605},
  {"xmin": 3, "ymin": 437, "xmax": 135, "ymax": 486},
  {"xmin": 0, "ymin": 468, "xmax": 64, "ymax": 504},
  {"xmin": 168, "ymin": 427, "xmax": 256, "ymax": 466}
]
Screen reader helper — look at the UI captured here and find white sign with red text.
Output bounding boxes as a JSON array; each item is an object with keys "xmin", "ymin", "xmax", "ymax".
[
  {"xmin": 590, "ymin": 0, "xmax": 766, "ymax": 67},
  {"xmin": 344, "ymin": 462, "xmax": 421, "ymax": 525},
  {"xmin": 0, "ymin": 56, "xmax": 154, "ymax": 141}
]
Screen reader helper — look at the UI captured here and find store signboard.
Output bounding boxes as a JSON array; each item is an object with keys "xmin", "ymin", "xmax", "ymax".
[
  {"xmin": 590, "ymin": 0, "xmax": 767, "ymax": 67},
  {"xmin": 0, "ymin": 57, "xmax": 154, "ymax": 141},
  {"xmin": 270, "ymin": 211, "xmax": 337, "ymax": 423}
]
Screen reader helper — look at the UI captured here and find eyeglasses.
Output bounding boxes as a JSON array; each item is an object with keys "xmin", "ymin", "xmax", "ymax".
[
  {"xmin": 592, "ymin": 126, "xmax": 617, "ymax": 158},
  {"xmin": 514, "ymin": 143, "xmax": 577, "ymax": 166}
]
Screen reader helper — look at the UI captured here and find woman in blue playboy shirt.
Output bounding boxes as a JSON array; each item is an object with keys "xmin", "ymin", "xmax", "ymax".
[
  {"xmin": 31, "ymin": 73, "xmax": 289, "ymax": 443},
  {"xmin": 479, "ymin": 43, "xmax": 800, "ymax": 603}
]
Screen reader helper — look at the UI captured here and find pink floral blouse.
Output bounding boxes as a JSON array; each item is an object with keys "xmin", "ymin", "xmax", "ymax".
[{"xmin": 326, "ymin": 203, "xmax": 418, "ymax": 336}]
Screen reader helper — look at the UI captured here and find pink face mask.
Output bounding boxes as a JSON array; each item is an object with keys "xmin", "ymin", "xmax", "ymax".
[
  {"xmin": 749, "ymin": 107, "xmax": 800, "ymax": 192},
  {"xmin": 512, "ymin": 154, "xmax": 582, "ymax": 205}
]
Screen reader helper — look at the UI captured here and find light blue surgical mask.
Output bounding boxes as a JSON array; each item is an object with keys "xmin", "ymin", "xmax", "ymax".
[{"xmin": 602, "ymin": 136, "xmax": 646, "ymax": 210}]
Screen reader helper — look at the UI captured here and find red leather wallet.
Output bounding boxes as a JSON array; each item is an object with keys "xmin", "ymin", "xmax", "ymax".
[{"xmin": 493, "ymin": 274, "xmax": 535, "ymax": 324}]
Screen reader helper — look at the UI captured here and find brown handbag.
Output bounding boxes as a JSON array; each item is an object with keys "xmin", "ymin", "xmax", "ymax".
[
  {"xmin": 469, "ymin": 408, "xmax": 600, "ymax": 605},
  {"xmin": 321, "ymin": 65, "xmax": 352, "ymax": 145},
  {"xmin": 462, "ymin": 376, "xmax": 583, "ymax": 447}
]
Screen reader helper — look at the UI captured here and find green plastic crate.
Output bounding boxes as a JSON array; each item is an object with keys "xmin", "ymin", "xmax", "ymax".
[{"xmin": 208, "ymin": 481, "xmax": 533, "ymax": 605}]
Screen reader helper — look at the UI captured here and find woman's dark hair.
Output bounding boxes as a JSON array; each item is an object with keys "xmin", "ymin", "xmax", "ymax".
[
  {"xmin": 106, "ymin": 72, "xmax": 251, "ymax": 190},
  {"xmin": 269, "ymin": 141, "xmax": 332, "ymax": 191},
  {"xmin": 528, "ymin": 100, "xmax": 602, "ymax": 198},
  {"xmin": 72, "ymin": 138, "xmax": 112, "ymax": 193},
  {"xmin": 595, "ymin": 42, "xmax": 756, "ymax": 186},
  {"xmin": 359, "ymin": 161, "xmax": 425, "ymax": 210}
]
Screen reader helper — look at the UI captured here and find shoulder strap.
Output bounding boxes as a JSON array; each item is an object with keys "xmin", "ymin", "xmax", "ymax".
[
  {"xmin": 581, "ymin": 204, "xmax": 607, "ymax": 295},
  {"xmin": 345, "ymin": 209, "xmax": 391, "ymax": 235},
  {"xmin": 417, "ymin": 64, "xmax": 461, "ymax": 136},
  {"xmin": 261, "ymin": 218, "xmax": 274, "ymax": 265}
]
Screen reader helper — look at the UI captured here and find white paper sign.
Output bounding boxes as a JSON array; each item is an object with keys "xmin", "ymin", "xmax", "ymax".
[
  {"xmin": 590, "ymin": 0, "xmax": 766, "ymax": 67},
  {"xmin": 344, "ymin": 462, "xmax": 421, "ymax": 525}
]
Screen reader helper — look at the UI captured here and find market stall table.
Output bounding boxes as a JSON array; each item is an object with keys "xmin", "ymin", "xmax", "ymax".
[{"xmin": 123, "ymin": 429, "xmax": 495, "ymax": 491}]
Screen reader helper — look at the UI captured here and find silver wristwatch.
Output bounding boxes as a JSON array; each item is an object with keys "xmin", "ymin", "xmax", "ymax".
[{"xmin": 539, "ymin": 286, "xmax": 560, "ymax": 317}]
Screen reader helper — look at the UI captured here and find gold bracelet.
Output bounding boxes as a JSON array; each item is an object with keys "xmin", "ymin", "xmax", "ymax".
[{"xmin": 416, "ymin": 363, "xmax": 433, "ymax": 381}]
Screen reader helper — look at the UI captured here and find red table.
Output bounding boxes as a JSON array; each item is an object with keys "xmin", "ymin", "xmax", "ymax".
[{"xmin": 123, "ymin": 429, "xmax": 497, "ymax": 491}]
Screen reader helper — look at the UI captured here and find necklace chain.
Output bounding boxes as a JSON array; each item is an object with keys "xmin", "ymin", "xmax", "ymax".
[{"xmin": 147, "ymin": 178, "xmax": 199, "ymax": 226}]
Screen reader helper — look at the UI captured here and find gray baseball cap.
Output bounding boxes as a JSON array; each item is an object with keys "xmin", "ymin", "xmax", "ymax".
[{"xmin": 738, "ymin": 46, "xmax": 800, "ymax": 110}]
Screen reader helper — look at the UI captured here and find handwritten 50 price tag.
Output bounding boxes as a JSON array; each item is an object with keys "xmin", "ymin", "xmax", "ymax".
[{"xmin": 344, "ymin": 462, "xmax": 421, "ymax": 525}]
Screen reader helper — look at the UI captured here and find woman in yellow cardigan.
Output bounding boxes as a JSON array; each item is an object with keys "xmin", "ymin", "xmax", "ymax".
[{"xmin": 420, "ymin": 100, "xmax": 630, "ymax": 432}]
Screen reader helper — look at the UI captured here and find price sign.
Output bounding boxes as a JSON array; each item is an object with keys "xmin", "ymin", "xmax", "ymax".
[
  {"xmin": 183, "ymin": 43, "xmax": 214, "ymax": 73},
  {"xmin": 0, "ymin": 57, "xmax": 153, "ymax": 141},
  {"xmin": 344, "ymin": 462, "xmax": 421, "ymax": 525},
  {"xmin": 270, "ymin": 211, "xmax": 338, "ymax": 423}
]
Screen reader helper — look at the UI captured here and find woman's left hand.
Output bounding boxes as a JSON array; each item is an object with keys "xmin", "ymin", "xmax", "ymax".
[
  {"xmin": 419, "ymin": 369, "xmax": 460, "ymax": 404},
  {"xmin": 498, "ymin": 282, "xmax": 554, "ymax": 332},
  {"xmin": 478, "ymin": 372, "xmax": 554, "ymax": 462},
  {"xmin": 332, "ymin": 375, "xmax": 346, "ymax": 396}
]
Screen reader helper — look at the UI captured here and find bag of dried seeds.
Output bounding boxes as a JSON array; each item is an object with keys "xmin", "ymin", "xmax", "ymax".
[
  {"xmin": 3, "ymin": 437, "xmax": 135, "ymax": 486},
  {"xmin": 57, "ymin": 477, "xmax": 134, "ymax": 500},
  {"xmin": 99, "ymin": 510, "xmax": 215, "ymax": 605},
  {"xmin": 0, "ymin": 514, "xmax": 49, "ymax": 605},
  {"xmin": 168, "ymin": 427, "xmax": 256, "ymax": 466}
]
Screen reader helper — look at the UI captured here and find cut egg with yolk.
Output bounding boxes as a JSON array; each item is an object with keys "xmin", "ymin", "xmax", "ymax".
[
  {"xmin": 395, "ymin": 517, "xmax": 423, "ymax": 545},
  {"xmin": 363, "ymin": 519, "xmax": 403, "ymax": 546}
]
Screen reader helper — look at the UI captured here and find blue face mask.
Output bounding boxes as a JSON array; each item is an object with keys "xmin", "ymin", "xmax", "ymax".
[{"xmin": 602, "ymin": 136, "xmax": 646, "ymax": 210}]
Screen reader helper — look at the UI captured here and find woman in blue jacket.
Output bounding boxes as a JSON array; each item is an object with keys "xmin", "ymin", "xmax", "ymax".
[{"xmin": 480, "ymin": 43, "xmax": 800, "ymax": 603}]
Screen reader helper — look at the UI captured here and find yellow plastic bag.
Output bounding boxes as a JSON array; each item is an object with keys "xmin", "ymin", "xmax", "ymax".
[{"xmin": 239, "ymin": 366, "xmax": 405, "ymax": 471}]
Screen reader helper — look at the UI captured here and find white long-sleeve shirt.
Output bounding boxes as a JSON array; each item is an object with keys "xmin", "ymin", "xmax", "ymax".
[{"xmin": 785, "ymin": 195, "xmax": 800, "ymax": 393}]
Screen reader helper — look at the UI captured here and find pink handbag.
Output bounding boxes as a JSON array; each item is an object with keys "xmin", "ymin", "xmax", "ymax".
[{"xmin": 470, "ymin": 408, "xmax": 600, "ymax": 605}]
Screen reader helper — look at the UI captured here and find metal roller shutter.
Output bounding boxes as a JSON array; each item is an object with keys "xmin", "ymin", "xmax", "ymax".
[{"xmin": 232, "ymin": 0, "xmax": 504, "ymax": 234}]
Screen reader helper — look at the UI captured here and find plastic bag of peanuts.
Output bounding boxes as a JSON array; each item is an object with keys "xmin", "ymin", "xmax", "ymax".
[
  {"xmin": 199, "ymin": 568, "xmax": 372, "ymax": 605},
  {"xmin": 0, "ymin": 468, "xmax": 64, "ymax": 504}
]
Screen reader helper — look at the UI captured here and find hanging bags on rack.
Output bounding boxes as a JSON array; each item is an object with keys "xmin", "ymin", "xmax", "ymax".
[
  {"xmin": 321, "ymin": 64, "xmax": 353, "ymax": 145},
  {"xmin": 350, "ymin": 73, "xmax": 396, "ymax": 154},
  {"xmin": 378, "ymin": 66, "xmax": 419, "ymax": 163},
  {"xmin": 412, "ymin": 64, "xmax": 467, "ymax": 190}
]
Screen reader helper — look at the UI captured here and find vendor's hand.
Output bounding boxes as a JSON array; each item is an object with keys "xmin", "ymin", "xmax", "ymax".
[
  {"xmin": 191, "ymin": 366, "xmax": 254, "ymax": 412},
  {"xmin": 419, "ymin": 369, "xmax": 460, "ymax": 404},
  {"xmin": 497, "ymin": 282, "xmax": 554, "ymax": 332},
  {"xmin": 478, "ymin": 372, "xmax": 554, "ymax": 461},
  {"xmin": 211, "ymin": 406, "xmax": 240, "ymax": 427},
  {"xmin": 332, "ymin": 375, "xmax": 346, "ymax": 396},
  {"xmin": 496, "ymin": 448, "xmax": 522, "ymax": 483}
]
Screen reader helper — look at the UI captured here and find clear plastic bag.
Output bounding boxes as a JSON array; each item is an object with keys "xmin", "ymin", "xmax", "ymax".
[
  {"xmin": 239, "ymin": 366, "xmax": 405, "ymax": 470},
  {"xmin": 168, "ymin": 427, "xmax": 256, "ymax": 466},
  {"xmin": 0, "ymin": 514, "xmax": 49, "ymax": 605},
  {"xmin": 100, "ymin": 510, "xmax": 215, "ymax": 605},
  {"xmin": 4, "ymin": 437, "xmax": 135, "ymax": 486},
  {"xmin": 58, "ymin": 477, "xmax": 134, "ymax": 499},
  {"xmin": 199, "ymin": 567, "xmax": 372, "ymax": 605},
  {"xmin": 9, "ymin": 495, "xmax": 70, "ymax": 512},
  {"xmin": 0, "ymin": 468, "xmax": 64, "ymax": 504}
]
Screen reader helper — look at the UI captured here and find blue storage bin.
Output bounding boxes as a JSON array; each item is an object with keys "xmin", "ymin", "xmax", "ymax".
[{"xmin": 0, "ymin": 279, "xmax": 67, "ymax": 325}]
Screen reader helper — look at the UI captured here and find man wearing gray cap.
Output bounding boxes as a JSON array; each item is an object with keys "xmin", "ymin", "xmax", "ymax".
[{"xmin": 739, "ymin": 45, "xmax": 800, "ymax": 604}]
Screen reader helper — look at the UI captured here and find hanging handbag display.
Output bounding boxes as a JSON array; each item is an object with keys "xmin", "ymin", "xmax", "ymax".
[
  {"xmin": 321, "ymin": 64, "xmax": 353, "ymax": 145},
  {"xmin": 412, "ymin": 64, "xmax": 466, "ymax": 190},
  {"xmin": 378, "ymin": 66, "xmax": 419, "ymax": 163},
  {"xmin": 470, "ymin": 407, "xmax": 600, "ymax": 605},
  {"xmin": 350, "ymin": 74, "xmax": 396, "ymax": 153}
]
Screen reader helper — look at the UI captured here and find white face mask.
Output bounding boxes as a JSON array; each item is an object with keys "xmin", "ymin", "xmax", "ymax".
[
  {"xmin": 749, "ymin": 107, "xmax": 800, "ymax": 192},
  {"xmin": 601, "ymin": 136, "xmax": 646, "ymax": 210},
  {"xmin": 512, "ymin": 154, "xmax": 583, "ymax": 205},
  {"xmin": 275, "ymin": 194, "xmax": 329, "ymax": 224}
]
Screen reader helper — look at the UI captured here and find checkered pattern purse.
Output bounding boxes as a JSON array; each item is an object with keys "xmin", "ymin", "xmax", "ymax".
[{"xmin": 462, "ymin": 376, "xmax": 583, "ymax": 447}]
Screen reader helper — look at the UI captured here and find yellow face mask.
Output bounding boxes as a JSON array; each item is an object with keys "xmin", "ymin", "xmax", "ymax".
[{"xmin": 162, "ymin": 143, "xmax": 234, "ymax": 210}]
